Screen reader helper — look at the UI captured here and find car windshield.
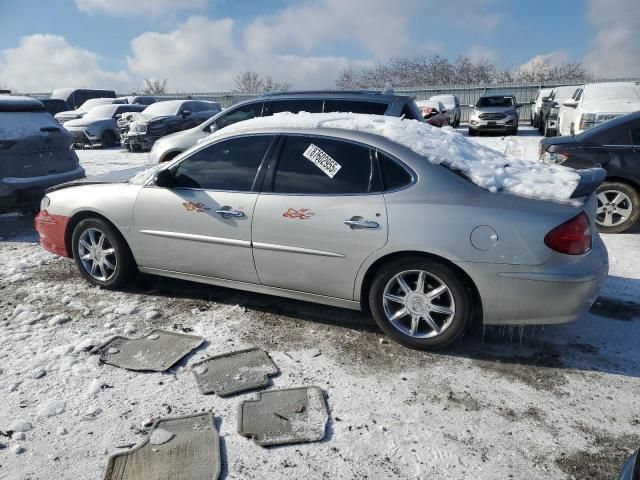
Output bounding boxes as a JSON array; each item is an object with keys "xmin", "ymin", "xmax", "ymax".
[
  {"xmin": 84, "ymin": 105, "xmax": 117, "ymax": 119},
  {"xmin": 78, "ymin": 98, "xmax": 113, "ymax": 112},
  {"xmin": 142, "ymin": 101, "xmax": 181, "ymax": 116},
  {"xmin": 476, "ymin": 96, "xmax": 514, "ymax": 108},
  {"xmin": 552, "ymin": 86, "xmax": 578, "ymax": 100},
  {"xmin": 584, "ymin": 84, "xmax": 640, "ymax": 102},
  {"xmin": 430, "ymin": 95, "xmax": 455, "ymax": 108}
]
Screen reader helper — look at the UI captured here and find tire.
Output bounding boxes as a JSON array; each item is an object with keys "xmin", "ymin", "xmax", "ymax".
[
  {"xmin": 101, "ymin": 130, "xmax": 117, "ymax": 148},
  {"xmin": 71, "ymin": 218, "xmax": 137, "ymax": 288},
  {"xmin": 595, "ymin": 182, "xmax": 640, "ymax": 234},
  {"xmin": 510, "ymin": 126, "xmax": 519, "ymax": 136},
  {"xmin": 543, "ymin": 121, "xmax": 553, "ymax": 137},
  {"xmin": 468, "ymin": 129, "xmax": 477, "ymax": 136},
  {"xmin": 368, "ymin": 256, "xmax": 473, "ymax": 350}
]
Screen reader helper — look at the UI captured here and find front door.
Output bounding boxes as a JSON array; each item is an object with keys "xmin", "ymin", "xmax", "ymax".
[
  {"xmin": 132, "ymin": 135, "xmax": 275, "ymax": 283},
  {"xmin": 252, "ymin": 135, "xmax": 388, "ymax": 299}
]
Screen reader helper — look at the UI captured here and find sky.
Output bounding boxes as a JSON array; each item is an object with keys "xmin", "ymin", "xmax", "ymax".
[{"xmin": 0, "ymin": 0, "xmax": 638, "ymax": 93}]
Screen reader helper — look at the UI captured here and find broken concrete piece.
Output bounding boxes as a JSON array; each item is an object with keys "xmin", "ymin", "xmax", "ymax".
[
  {"xmin": 104, "ymin": 413, "xmax": 220, "ymax": 480},
  {"xmin": 192, "ymin": 348, "xmax": 279, "ymax": 397},
  {"xmin": 237, "ymin": 386, "xmax": 329, "ymax": 446},
  {"xmin": 95, "ymin": 330, "xmax": 204, "ymax": 372}
]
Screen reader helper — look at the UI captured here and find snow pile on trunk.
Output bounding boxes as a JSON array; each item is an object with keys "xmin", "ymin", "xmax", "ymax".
[{"xmin": 217, "ymin": 112, "xmax": 581, "ymax": 204}]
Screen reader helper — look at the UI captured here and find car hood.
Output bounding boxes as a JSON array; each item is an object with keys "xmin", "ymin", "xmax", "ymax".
[
  {"xmin": 63, "ymin": 117, "xmax": 113, "ymax": 128},
  {"xmin": 581, "ymin": 98, "xmax": 640, "ymax": 113},
  {"xmin": 54, "ymin": 109, "xmax": 85, "ymax": 118},
  {"xmin": 45, "ymin": 165, "xmax": 153, "ymax": 193}
]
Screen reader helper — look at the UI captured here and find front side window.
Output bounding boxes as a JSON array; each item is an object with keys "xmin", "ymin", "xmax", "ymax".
[
  {"xmin": 173, "ymin": 135, "xmax": 273, "ymax": 191},
  {"xmin": 273, "ymin": 136, "xmax": 380, "ymax": 194},
  {"xmin": 323, "ymin": 100, "xmax": 388, "ymax": 115},
  {"xmin": 214, "ymin": 103, "xmax": 263, "ymax": 130}
]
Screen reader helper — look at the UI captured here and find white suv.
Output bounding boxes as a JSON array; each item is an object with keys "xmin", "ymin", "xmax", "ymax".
[{"xmin": 558, "ymin": 82, "xmax": 640, "ymax": 136}]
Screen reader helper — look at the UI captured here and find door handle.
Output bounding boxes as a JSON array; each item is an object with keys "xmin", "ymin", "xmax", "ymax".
[
  {"xmin": 344, "ymin": 219, "xmax": 379, "ymax": 229},
  {"xmin": 216, "ymin": 208, "xmax": 245, "ymax": 219}
]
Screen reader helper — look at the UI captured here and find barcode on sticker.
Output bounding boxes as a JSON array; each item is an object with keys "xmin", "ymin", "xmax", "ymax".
[{"xmin": 302, "ymin": 144, "xmax": 342, "ymax": 178}]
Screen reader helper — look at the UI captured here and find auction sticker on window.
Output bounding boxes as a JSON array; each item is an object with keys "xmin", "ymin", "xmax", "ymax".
[{"xmin": 303, "ymin": 144, "xmax": 341, "ymax": 178}]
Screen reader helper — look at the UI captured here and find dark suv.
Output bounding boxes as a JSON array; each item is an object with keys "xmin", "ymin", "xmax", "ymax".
[
  {"xmin": 149, "ymin": 90, "xmax": 424, "ymax": 163},
  {"xmin": 540, "ymin": 111, "xmax": 640, "ymax": 233}
]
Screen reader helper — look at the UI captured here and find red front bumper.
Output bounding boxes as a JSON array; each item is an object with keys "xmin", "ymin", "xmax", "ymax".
[{"xmin": 35, "ymin": 211, "xmax": 71, "ymax": 257}]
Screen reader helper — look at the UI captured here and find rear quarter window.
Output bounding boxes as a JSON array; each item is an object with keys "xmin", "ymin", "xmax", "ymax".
[{"xmin": 378, "ymin": 152, "xmax": 413, "ymax": 191}]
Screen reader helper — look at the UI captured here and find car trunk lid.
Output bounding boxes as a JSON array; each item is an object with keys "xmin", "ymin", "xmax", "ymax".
[{"xmin": 0, "ymin": 112, "xmax": 77, "ymax": 178}]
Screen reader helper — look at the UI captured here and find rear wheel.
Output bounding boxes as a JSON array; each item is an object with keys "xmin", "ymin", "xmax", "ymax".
[
  {"xmin": 595, "ymin": 182, "xmax": 640, "ymax": 233},
  {"xmin": 71, "ymin": 218, "xmax": 137, "ymax": 288},
  {"xmin": 468, "ymin": 129, "xmax": 477, "ymax": 136},
  {"xmin": 369, "ymin": 257, "xmax": 473, "ymax": 350}
]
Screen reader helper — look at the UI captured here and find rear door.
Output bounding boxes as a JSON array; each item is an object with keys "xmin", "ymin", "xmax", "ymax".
[
  {"xmin": 132, "ymin": 134, "xmax": 275, "ymax": 282},
  {"xmin": 0, "ymin": 112, "xmax": 75, "ymax": 178},
  {"xmin": 252, "ymin": 135, "xmax": 388, "ymax": 299}
]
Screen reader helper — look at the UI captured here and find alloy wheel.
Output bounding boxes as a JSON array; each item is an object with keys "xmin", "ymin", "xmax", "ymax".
[
  {"xmin": 77, "ymin": 228, "xmax": 117, "ymax": 282},
  {"xmin": 382, "ymin": 270, "xmax": 456, "ymax": 339},
  {"xmin": 597, "ymin": 190, "xmax": 633, "ymax": 228}
]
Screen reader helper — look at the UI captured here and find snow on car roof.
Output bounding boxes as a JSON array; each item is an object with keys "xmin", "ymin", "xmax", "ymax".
[{"xmin": 216, "ymin": 112, "xmax": 581, "ymax": 204}]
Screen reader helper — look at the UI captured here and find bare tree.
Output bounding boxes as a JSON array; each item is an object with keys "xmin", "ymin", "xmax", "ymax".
[
  {"xmin": 141, "ymin": 78, "xmax": 168, "ymax": 95},
  {"xmin": 234, "ymin": 71, "xmax": 291, "ymax": 93}
]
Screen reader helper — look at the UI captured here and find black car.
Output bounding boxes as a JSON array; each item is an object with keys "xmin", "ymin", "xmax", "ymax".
[
  {"xmin": 122, "ymin": 100, "xmax": 221, "ymax": 151},
  {"xmin": 39, "ymin": 98, "xmax": 71, "ymax": 116},
  {"xmin": 540, "ymin": 111, "xmax": 640, "ymax": 233}
]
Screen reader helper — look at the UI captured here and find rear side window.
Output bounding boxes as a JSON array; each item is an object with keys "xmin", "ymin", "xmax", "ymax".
[
  {"xmin": 631, "ymin": 129, "xmax": 640, "ymax": 146},
  {"xmin": 173, "ymin": 135, "xmax": 273, "ymax": 191},
  {"xmin": 270, "ymin": 100, "xmax": 324, "ymax": 114},
  {"xmin": 273, "ymin": 136, "xmax": 380, "ymax": 194},
  {"xmin": 378, "ymin": 152, "xmax": 413, "ymax": 191},
  {"xmin": 611, "ymin": 131, "xmax": 632, "ymax": 145},
  {"xmin": 323, "ymin": 100, "xmax": 388, "ymax": 115}
]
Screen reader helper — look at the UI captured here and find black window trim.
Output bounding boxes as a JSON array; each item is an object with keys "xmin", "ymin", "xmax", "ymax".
[
  {"xmin": 208, "ymin": 101, "xmax": 265, "ymax": 132},
  {"xmin": 160, "ymin": 133, "xmax": 279, "ymax": 194},
  {"xmin": 261, "ymin": 133, "xmax": 385, "ymax": 197}
]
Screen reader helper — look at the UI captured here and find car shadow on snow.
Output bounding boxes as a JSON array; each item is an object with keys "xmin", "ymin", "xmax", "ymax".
[
  {"xmin": 0, "ymin": 212, "xmax": 38, "ymax": 242},
  {"xmin": 125, "ymin": 270, "xmax": 640, "ymax": 384}
]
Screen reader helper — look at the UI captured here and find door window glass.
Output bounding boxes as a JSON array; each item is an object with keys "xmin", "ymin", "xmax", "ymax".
[
  {"xmin": 323, "ymin": 100, "xmax": 388, "ymax": 115},
  {"xmin": 270, "ymin": 99, "xmax": 324, "ymax": 114},
  {"xmin": 173, "ymin": 135, "xmax": 273, "ymax": 191},
  {"xmin": 214, "ymin": 103, "xmax": 263, "ymax": 130},
  {"xmin": 273, "ymin": 136, "xmax": 380, "ymax": 194},
  {"xmin": 631, "ymin": 129, "xmax": 640, "ymax": 146}
]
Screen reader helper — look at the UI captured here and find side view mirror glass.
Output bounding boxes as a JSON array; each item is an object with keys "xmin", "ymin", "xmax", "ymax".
[
  {"xmin": 516, "ymin": 103, "xmax": 523, "ymax": 108},
  {"xmin": 563, "ymin": 99, "xmax": 578, "ymax": 108},
  {"xmin": 441, "ymin": 109, "xmax": 447, "ymax": 114},
  {"xmin": 153, "ymin": 169, "xmax": 175, "ymax": 188},
  {"xmin": 541, "ymin": 96, "xmax": 549, "ymax": 102},
  {"xmin": 182, "ymin": 110, "xmax": 192, "ymax": 117}
]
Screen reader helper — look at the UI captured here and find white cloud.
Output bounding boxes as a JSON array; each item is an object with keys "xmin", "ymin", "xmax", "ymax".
[
  {"xmin": 0, "ymin": 34, "xmax": 130, "ymax": 92},
  {"xmin": 517, "ymin": 51, "xmax": 571, "ymax": 73},
  {"xmin": 584, "ymin": 0, "xmax": 640, "ymax": 76},
  {"xmin": 74, "ymin": 0, "xmax": 205, "ymax": 16},
  {"xmin": 127, "ymin": 15, "xmax": 373, "ymax": 90}
]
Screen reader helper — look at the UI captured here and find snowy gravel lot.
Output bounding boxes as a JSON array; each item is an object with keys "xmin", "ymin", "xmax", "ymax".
[{"xmin": 1, "ymin": 126, "xmax": 639, "ymax": 480}]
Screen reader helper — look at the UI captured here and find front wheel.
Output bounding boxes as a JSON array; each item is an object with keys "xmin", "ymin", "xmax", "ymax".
[
  {"xmin": 71, "ymin": 218, "xmax": 137, "ymax": 288},
  {"xmin": 596, "ymin": 182, "xmax": 640, "ymax": 233},
  {"xmin": 369, "ymin": 257, "xmax": 473, "ymax": 350}
]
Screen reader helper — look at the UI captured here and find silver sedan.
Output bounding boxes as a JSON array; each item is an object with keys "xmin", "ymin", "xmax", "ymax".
[{"xmin": 35, "ymin": 117, "xmax": 608, "ymax": 350}]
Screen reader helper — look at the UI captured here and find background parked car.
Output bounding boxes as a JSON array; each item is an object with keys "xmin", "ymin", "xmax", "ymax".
[
  {"xmin": 39, "ymin": 98, "xmax": 71, "ymax": 116},
  {"xmin": 63, "ymin": 104, "xmax": 147, "ymax": 148},
  {"xmin": 540, "ymin": 111, "xmax": 640, "ymax": 233},
  {"xmin": 0, "ymin": 95, "xmax": 84, "ymax": 213},
  {"xmin": 428, "ymin": 94, "xmax": 461, "ymax": 127},
  {"xmin": 416, "ymin": 100, "xmax": 450, "ymax": 127},
  {"xmin": 150, "ymin": 90, "xmax": 425, "ymax": 163},
  {"xmin": 617, "ymin": 447, "xmax": 639, "ymax": 480},
  {"xmin": 530, "ymin": 87, "xmax": 553, "ymax": 129},
  {"xmin": 468, "ymin": 95, "xmax": 521, "ymax": 136},
  {"xmin": 558, "ymin": 82, "xmax": 640, "ymax": 136},
  {"xmin": 123, "ymin": 100, "xmax": 221, "ymax": 151},
  {"xmin": 54, "ymin": 97, "xmax": 120, "ymax": 124},
  {"xmin": 539, "ymin": 85, "xmax": 580, "ymax": 137},
  {"xmin": 114, "ymin": 95, "xmax": 157, "ymax": 106},
  {"xmin": 49, "ymin": 88, "xmax": 116, "ymax": 110}
]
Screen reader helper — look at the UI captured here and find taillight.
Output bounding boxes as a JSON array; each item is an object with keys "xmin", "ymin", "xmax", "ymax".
[{"xmin": 544, "ymin": 212, "xmax": 592, "ymax": 255}]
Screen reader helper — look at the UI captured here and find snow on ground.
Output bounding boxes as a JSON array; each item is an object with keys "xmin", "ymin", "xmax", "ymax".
[
  {"xmin": 0, "ymin": 128, "xmax": 639, "ymax": 480},
  {"xmin": 75, "ymin": 147, "xmax": 151, "ymax": 177}
]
